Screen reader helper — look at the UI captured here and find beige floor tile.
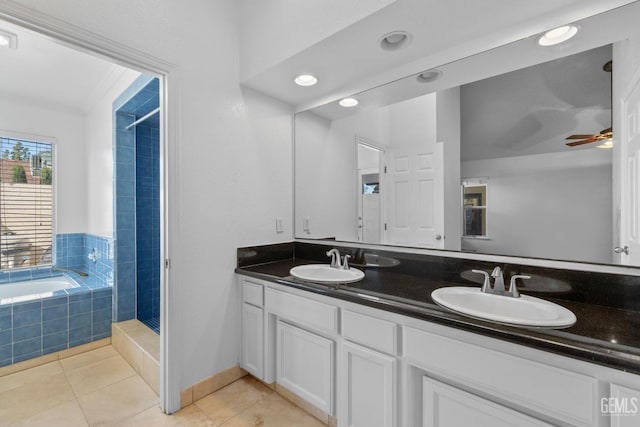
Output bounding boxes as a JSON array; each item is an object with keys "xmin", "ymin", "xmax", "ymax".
[
  {"xmin": 111, "ymin": 404, "xmax": 216, "ymax": 427},
  {"xmin": 78, "ymin": 375, "xmax": 159, "ymax": 425},
  {"xmin": 194, "ymin": 376, "xmax": 272, "ymax": 425},
  {"xmin": 60, "ymin": 345, "xmax": 119, "ymax": 372},
  {"xmin": 0, "ymin": 361, "xmax": 63, "ymax": 394},
  {"xmin": 65, "ymin": 354, "xmax": 137, "ymax": 395},
  {"xmin": 0, "ymin": 371, "xmax": 76, "ymax": 425},
  {"xmin": 220, "ymin": 392, "xmax": 326, "ymax": 427},
  {"xmin": 13, "ymin": 398, "xmax": 88, "ymax": 427}
]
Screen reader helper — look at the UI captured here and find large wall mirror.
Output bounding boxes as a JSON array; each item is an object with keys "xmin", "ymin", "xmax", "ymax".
[{"xmin": 294, "ymin": 1, "xmax": 640, "ymax": 266}]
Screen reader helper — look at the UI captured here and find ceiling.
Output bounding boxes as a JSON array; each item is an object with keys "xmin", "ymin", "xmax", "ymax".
[
  {"xmin": 461, "ymin": 45, "xmax": 612, "ymax": 161},
  {"xmin": 0, "ymin": 19, "xmax": 133, "ymax": 114},
  {"xmin": 240, "ymin": 0, "xmax": 637, "ymax": 111}
]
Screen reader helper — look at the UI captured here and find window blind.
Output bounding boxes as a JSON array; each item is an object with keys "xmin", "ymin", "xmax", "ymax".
[{"xmin": 0, "ymin": 137, "xmax": 53, "ymax": 270}]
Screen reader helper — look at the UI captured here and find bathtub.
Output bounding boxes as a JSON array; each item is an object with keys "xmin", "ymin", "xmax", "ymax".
[{"xmin": 0, "ymin": 276, "xmax": 80, "ymax": 305}]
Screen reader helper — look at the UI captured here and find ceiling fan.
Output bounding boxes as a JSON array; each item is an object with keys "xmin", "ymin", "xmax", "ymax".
[{"xmin": 565, "ymin": 60, "xmax": 613, "ymax": 147}]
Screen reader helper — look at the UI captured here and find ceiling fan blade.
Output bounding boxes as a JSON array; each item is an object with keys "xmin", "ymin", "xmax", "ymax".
[
  {"xmin": 566, "ymin": 134, "xmax": 596, "ymax": 140},
  {"xmin": 566, "ymin": 137, "xmax": 597, "ymax": 147}
]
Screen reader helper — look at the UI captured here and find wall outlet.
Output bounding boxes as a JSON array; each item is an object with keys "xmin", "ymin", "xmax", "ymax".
[
  {"xmin": 276, "ymin": 217, "xmax": 284, "ymax": 233},
  {"xmin": 303, "ymin": 216, "xmax": 310, "ymax": 232}
]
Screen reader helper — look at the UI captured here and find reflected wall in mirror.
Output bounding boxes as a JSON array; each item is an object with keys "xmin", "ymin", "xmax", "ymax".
[{"xmin": 294, "ymin": 2, "xmax": 640, "ymax": 266}]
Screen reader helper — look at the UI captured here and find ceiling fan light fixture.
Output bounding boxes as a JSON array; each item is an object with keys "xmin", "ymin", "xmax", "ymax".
[
  {"xmin": 538, "ymin": 25, "xmax": 578, "ymax": 46},
  {"xmin": 597, "ymin": 139, "xmax": 614, "ymax": 149}
]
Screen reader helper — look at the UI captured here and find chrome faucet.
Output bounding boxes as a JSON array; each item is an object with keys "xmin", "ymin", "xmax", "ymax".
[
  {"xmin": 326, "ymin": 249, "xmax": 351, "ymax": 270},
  {"xmin": 326, "ymin": 249, "xmax": 342, "ymax": 268},
  {"xmin": 472, "ymin": 267, "xmax": 530, "ymax": 298}
]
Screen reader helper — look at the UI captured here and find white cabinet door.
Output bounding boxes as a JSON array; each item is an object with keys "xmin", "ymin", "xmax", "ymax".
[
  {"xmin": 241, "ymin": 302, "xmax": 263, "ymax": 379},
  {"xmin": 609, "ymin": 384, "xmax": 640, "ymax": 427},
  {"xmin": 340, "ymin": 341, "xmax": 396, "ymax": 427},
  {"xmin": 277, "ymin": 321, "xmax": 334, "ymax": 414},
  {"xmin": 422, "ymin": 377, "xmax": 552, "ymax": 427}
]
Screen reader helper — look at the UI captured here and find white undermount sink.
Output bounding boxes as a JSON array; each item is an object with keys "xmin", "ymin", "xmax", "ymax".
[
  {"xmin": 431, "ymin": 287, "xmax": 576, "ymax": 328},
  {"xmin": 290, "ymin": 264, "xmax": 364, "ymax": 284}
]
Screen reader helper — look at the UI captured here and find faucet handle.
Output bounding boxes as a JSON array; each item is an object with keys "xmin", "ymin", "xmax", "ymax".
[
  {"xmin": 341, "ymin": 254, "xmax": 351, "ymax": 270},
  {"xmin": 471, "ymin": 269, "xmax": 491, "ymax": 293},
  {"xmin": 508, "ymin": 274, "xmax": 531, "ymax": 298}
]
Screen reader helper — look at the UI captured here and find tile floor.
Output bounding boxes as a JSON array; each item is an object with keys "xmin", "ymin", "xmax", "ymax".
[{"xmin": 0, "ymin": 345, "xmax": 325, "ymax": 426}]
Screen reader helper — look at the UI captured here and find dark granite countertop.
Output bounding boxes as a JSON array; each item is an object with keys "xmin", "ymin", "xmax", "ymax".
[{"xmin": 236, "ymin": 257, "xmax": 640, "ymax": 376}]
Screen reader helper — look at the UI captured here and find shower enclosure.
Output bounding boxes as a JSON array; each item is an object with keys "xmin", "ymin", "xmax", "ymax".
[{"xmin": 113, "ymin": 75, "xmax": 161, "ymax": 333}]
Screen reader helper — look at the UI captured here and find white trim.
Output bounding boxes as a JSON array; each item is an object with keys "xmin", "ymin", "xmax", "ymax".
[{"xmin": 0, "ymin": 3, "xmax": 181, "ymax": 413}]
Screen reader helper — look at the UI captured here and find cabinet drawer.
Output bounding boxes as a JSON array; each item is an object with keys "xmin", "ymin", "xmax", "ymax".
[
  {"xmin": 405, "ymin": 326, "xmax": 598, "ymax": 426},
  {"xmin": 343, "ymin": 309, "xmax": 397, "ymax": 355},
  {"xmin": 265, "ymin": 288, "xmax": 338, "ymax": 335},
  {"xmin": 242, "ymin": 280, "xmax": 264, "ymax": 307}
]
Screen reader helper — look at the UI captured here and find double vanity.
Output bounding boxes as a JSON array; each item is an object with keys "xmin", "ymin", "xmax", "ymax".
[{"xmin": 236, "ymin": 242, "xmax": 640, "ymax": 427}]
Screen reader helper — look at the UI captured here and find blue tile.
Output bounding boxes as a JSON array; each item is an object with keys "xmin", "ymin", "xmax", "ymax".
[
  {"xmin": 69, "ymin": 324, "xmax": 91, "ymax": 342},
  {"xmin": 93, "ymin": 331, "xmax": 111, "ymax": 341},
  {"xmin": 93, "ymin": 288, "xmax": 112, "ymax": 299},
  {"xmin": 0, "ymin": 314, "xmax": 10, "ymax": 330},
  {"xmin": 69, "ymin": 337, "xmax": 92, "ymax": 348},
  {"xmin": 92, "ymin": 308, "xmax": 112, "ymax": 324},
  {"xmin": 42, "ymin": 342, "xmax": 67, "ymax": 355},
  {"xmin": 13, "ymin": 324, "xmax": 41, "ymax": 342},
  {"xmin": 69, "ymin": 292, "xmax": 91, "ymax": 303},
  {"xmin": 0, "ymin": 306, "xmax": 10, "ymax": 317},
  {"xmin": 0, "ymin": 330, "xmax": 11, "ymax": 346},
  {"xmin": 43, "ymin": 295, "xmax": 68, "ymax": 308},
  {"xmin": 12, "ymin": 300, "xmax": 41, "ymax": 314},
  {"xmin": 9, "ymin": 270, "xmax": 32, "ymax": 282},
  {"xmin": 92, "ymin": 296, "xmax": 112, "ymax": 311},
  {"xmin": 14, "ymin": 350, "xmax": 42, "ymax": 363},
  {"xmin": 69, "ymin": 312, "xmax": 91, "ymax": 326},
  {"xmin": 92, "ymin": 320, "xmax": 111, "ymax": 337},
  {"xmin": 0, "ymin": 358, "xmax": 11, "ymax": 367},
  {"xmin": 0, "ymin": 343, "xmax": 11, "ymax": 360},
  {"xmin": 69, "ymin": 299, "xmax": 91, "ymax": 316},
  {"xmin": 43, "ymin": 317, "xmax": 67, "ymax": 335},
  {"xmin": 43, "ymin": 304, "xmax": 67, "ymax": 321},
  {"xmin": 43, "ymin": 331, "xmax": 67, "ymax": 349},
  {"xmin": 13, "ymin": 337, "xmax": 41, "ymax": 357},
  {"xmin": 13, "ymin": 309, "xmax": 42, "ymax": 328}
]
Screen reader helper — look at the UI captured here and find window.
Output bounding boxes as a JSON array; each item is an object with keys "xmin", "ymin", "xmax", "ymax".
[
  {"xmin": 0, "ymin": 136, "xmax": 54, "ymax": 270},
  {"xmin": 462, "ymin": 179, "xmax": 487, "ymax": 237}
]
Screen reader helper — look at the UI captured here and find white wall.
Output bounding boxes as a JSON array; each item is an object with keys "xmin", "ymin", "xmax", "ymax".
[
  {"xmin": 0, "ymin": 94, "xmax": 87, "ymax": 234},
  {"xmin": 6, "ymin": 0, "xmax": 294, "ymax": 395},
  {"xmin": 461, "ymin": 149, "xmax": 613, "ymax": 263},
  {"xmin": 84, "ymin": 69, "xmax": 141, "ymax": 237}
]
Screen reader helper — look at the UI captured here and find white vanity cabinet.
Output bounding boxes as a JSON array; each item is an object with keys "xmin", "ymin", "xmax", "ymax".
[
  {"xmin": 240, "ymin": 280, "xmax": 265, "ymax": 380},
  {"xmin": 266, "ymin": 287, "xmax": 338, "ymax": 416},
  {"xmin": 422, "ymin": 377, "xmax": 553, "ymax": 427},
  {"xmin": 339, "ymin": 310, "xmax": 398, "ymax": 427},
  {"xmin": 609, "ymin": 384, "xmax": 640, "ymax": 427}
]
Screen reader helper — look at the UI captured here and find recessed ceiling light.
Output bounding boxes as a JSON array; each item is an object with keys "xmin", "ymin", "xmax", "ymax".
[
  {"xmin": 0, "ymin": 29, "xmax": 18, "ymax": 49},
  {"xmin": 537, "ymin": 25, "xmax": 578, "ymax": 46},
  {"xmin": 339, "ymin": 98, "xmax": 359, "ymax": 108},
  {"xmin": 294, "ymin": 74, "xmax": 318, "ymax": 87},
  {"xmin": 379, "ymin": 31, "xmax": 412, "ymax": 51},
  {"xmin": 416, "ymin": 69, "xmax": 442, "ymax": 83}
]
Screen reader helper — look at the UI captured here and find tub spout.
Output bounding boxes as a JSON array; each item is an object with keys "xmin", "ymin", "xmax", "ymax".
[{"xmin": 53, "ymin": 267, "xmax": 88, "ymax": 277}]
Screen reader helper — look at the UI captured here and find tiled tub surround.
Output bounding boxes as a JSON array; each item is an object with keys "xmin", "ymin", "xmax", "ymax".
[
  {"xmin": 0, "ymin": 233, "xmax": 114, "ymax": 367},
  {"xmin": 0, "ymin": 282, "xmax": 112, "ymax": 367},
  {"xmin": 236, "ymin": 242, "xmax": 640, "ymax": 374}
]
